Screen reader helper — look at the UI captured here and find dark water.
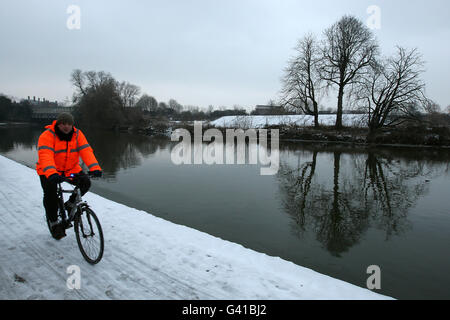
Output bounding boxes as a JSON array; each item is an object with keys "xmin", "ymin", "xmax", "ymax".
[{"xmin": 1, "ymin": 123, "xmax": 450, "ymax": 299}]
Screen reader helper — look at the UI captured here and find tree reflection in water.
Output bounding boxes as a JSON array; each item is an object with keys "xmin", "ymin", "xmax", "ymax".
[
  {"xmin": 0, "ymin": 126, "xmax": 39, "ymax": 152},
  {"xmin": 277, "ymin": 147, "xmax": 437, "ymax": 257},
  {"xmin": 360, "ymin": 153, "xmax": 430, "ymax": 240},
  {"xmin": 83, "ymin": 128, "xmax": 172, "ymax": 181}
]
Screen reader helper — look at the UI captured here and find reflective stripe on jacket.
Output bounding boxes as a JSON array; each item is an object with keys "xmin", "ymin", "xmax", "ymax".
[{"xmin": 36, "ymin": 120, "xmax": 102, "ymax": 177}]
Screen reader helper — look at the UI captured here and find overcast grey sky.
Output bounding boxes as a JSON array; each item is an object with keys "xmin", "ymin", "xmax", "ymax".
[{"xmin": 1, "ymin": 0, "xmax": 449, "ymax": 111}]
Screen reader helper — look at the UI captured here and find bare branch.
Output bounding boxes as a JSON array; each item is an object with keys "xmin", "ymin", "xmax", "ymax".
[{"xmin": 354, "ymin": 47, "xmax": 428, "ymax": 134}]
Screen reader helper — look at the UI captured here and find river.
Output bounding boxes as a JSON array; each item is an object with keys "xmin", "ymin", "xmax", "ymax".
[{"xmin": 1, "ymin": 123, "xmax": 450, "ymax": 299}]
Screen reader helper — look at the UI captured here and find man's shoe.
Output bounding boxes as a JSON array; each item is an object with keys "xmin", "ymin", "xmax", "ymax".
[{"xmin": 50, "ymin": 223, "xmax": 66, "ymax": 240}]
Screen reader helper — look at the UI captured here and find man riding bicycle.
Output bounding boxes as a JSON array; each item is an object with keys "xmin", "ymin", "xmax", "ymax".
[{"xmin": 36, "ymin": 112, "xmax": 102, "ymax": 240}]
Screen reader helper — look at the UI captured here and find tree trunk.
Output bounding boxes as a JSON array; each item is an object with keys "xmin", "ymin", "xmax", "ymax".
[
  {"xmin": 313, "ymin": 101, "xmax": 320, "ymax": 128},
  {"xmin": 336, "ymin": 86, "xmax": 344, "ymax": 130}
]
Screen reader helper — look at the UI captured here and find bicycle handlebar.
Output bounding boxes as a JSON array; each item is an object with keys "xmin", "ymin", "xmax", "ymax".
[{"xmin": 59, "ymin": 172, "xmax": 101, "ymax": 184}]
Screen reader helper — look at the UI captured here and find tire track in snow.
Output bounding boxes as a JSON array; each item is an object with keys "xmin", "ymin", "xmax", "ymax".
[{"xmin": 105, "ymin": 245, "xmax": 211, "ymax": 299}]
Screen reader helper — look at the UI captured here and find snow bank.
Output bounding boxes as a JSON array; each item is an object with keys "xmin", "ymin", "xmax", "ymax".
[
  {"xmin": 209, "ymin": 114, "xmax": 368, "ymax": 129},
  {"xmin": 0, "ymin": 155, "xmax": 392, "ymax": 300}
]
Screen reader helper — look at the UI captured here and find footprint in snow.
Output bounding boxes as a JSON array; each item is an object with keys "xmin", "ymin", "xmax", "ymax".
[
  {"xmin": 105, "ymin": 286, "xmax": 115, "ymax": 299},
  {"xmin": 14, "ymin": 274, "xmax": 26, "ymax": 283}
]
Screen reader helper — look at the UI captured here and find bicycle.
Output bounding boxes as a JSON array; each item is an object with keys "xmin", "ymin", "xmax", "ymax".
[{"xmin": 46, "ymin": 173, "xmax": 104, "ymax": 264}]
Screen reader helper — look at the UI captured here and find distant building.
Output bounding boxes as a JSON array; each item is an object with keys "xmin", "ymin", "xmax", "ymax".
[
  {"xmin": 27, "ymin": 96, "xmax": 58, "ymax": 107},
  {"xmin": 253, "ymin": 105, "xmax": 284, "ymax": 115},
  {"xmin": 27, "ymin": 96, "xmax": 73, "ymax": 120}
]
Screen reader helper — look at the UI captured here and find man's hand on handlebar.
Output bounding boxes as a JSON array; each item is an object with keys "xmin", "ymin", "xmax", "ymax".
[
  {"xmin": 49, "ymin": 171, "xmax": 102, "ymax": 184},
  {"xmin": 89, "ymin": 170, "xmax": 103, "ymax": 178},
  {"xmin": 49, "ymin": 173, "xmax": 65, "ymax": 184}
]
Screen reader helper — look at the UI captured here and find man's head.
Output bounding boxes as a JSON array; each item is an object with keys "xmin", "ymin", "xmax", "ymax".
[{"xmin": 56, "ymin": 112, "xmax": 74, "ymax": 134}]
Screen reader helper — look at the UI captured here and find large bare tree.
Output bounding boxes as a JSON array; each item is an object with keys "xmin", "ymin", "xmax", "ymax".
[
  {"xmin": 280, "ymin": 34, "xmax": 323, "ymax": 127},
  {"xmin": 355, "ymin": 47, "xmax": 428, "ymax": 138},
  {"xmin": 320, "ymin": 15, "xmax": 379, "ymax": 129}
]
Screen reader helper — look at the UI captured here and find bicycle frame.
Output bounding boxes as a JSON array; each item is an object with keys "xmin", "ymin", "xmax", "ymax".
[{"xmin": 56, "ymin": 179, "xmax": 88, "ymax": 224}]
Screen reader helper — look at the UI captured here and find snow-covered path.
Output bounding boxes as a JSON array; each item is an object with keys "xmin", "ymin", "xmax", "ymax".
[{"xmin": 0, "ymin": 155, "xmax": 392, "ymax": 300}]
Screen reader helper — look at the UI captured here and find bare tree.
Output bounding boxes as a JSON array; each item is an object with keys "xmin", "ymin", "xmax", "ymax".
[
  {"xmin": 320, "ymin": 15, "xmax": 379, "ymax": 129},
  {"xmin": 168, "ymin": 99, "xmax": 183, "ymax": 113},
  {"xmin": 280, "ymin": 34, "xmax": 323, "ymax": 127},
  {"xmin": 355, "ymin": 47, "xmax": 428, "ymax": 138},
  {"xmin": 424, "ymin": 100, "xmax": 441, "ymax": 114},
  {"xmin": 136, "ymin": 94, "xmax": 158, "ymax": 112},
  {"xmin": 71, "ymin": 69, "xmax": 87, "ymax": 99},
  {"xmin": 117, "ymin": 81, "xmax": 141, "ymax": 108},
  {"xmin": 84, "ymin": 71, "xmax": 115, "ymax": 91},
  {"xmin": 71, "ymin": 69, "xmax": 117, "ymax": 102}
]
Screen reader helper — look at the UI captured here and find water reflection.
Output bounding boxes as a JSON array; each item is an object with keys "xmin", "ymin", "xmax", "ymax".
[
  {"xmin": 82, "ymin": 129, "xmax": 172, "ymax": 181},
  {"xmin": 277, "ymin": 147, "xmax": 441, "ymax": 257},
  {"xmin": 0, "ymin": 126, "xmax": 39, "ymax": 152}
]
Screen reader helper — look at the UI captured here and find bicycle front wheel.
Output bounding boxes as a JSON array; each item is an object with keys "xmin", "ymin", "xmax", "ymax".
[{"xmin": 74, "ymin": 206, "xmax": 104, "ymax": 264}]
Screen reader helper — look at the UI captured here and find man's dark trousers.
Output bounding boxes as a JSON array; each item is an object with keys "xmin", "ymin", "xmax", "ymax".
[{"xmin": 39, "ymin": 172, "xmax": 91, "ymax": 222}]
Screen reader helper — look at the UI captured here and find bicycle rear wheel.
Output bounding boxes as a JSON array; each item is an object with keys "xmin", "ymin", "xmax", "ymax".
[{"xmin": 74, "ymin": 206, "xmax": 104, "ymax": 264}]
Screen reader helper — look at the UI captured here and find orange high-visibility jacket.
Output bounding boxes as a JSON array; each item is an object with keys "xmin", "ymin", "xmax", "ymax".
[{"xmin": 36, "ymin": 120, "xmax": 102, "ymax": 178}]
